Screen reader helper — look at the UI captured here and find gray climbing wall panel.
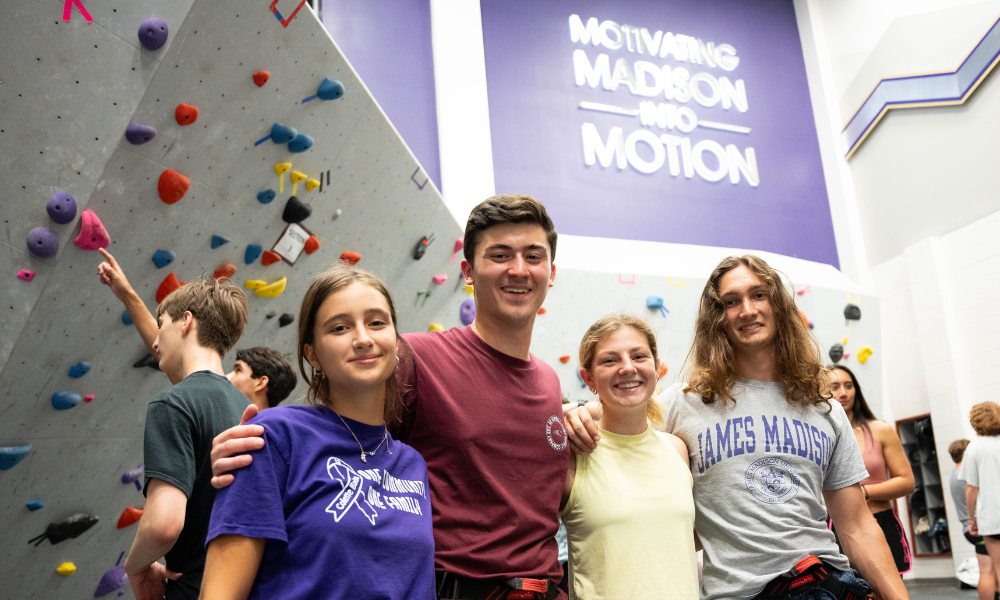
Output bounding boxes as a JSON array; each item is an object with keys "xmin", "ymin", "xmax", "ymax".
[{"xmin": 0, "ymin": 1, "xmax": 462, "ymax": 597}]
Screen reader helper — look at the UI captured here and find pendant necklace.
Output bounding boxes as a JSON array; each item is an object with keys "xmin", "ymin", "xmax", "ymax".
[{"xmin": 335, "ymin": 411, "xmax": 391, "ymax": 463}]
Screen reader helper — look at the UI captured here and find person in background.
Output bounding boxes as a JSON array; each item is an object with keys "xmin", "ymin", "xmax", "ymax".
[
  {"xmin": 227, "ymin": 347, "xmax": 298, "ymax": 410},
  {"xmin": 949, "ymin": 439, "xmax": 998, "ymax": 600},
  {"xmin": 829, "ymin": 364, "xmax": 915, "ymax": 575},
  {"xmin": 963, "ymin": 402, "xmax": 1000, "ymax": 592}
]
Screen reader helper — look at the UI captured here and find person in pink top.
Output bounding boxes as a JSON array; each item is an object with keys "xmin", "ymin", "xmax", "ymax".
[{"xmin": 829, "ymin": 365, "xmax": 915, "ymax": 574}]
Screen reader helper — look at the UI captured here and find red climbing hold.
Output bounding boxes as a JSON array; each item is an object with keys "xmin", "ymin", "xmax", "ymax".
[
  {"xmin": 116, "ymin": 506, "xmax": 144, "ymax": 529},
  {"xmin": 17, "ymin": 270, "xmax": 36, "ymax": 281},
  {"xmin": 175, "ymin": 103, "xmax": 199, "ymax": 126},
  {"xmin": 158, "ymin": 169, "xmax": 190, "ymax": 204},
  {"xmin": 73, "ymin": 209, "xmax": 111, "ymax": 251},
  {"xmin": 304, "ymin": 235, "xmax": 320, "ymax": 255},
  {"xmin": 537, "ymin": 307, "xmax": 546, "ymax": 315},
  {"xmin": 213, "ymin": 263, "xmax": 237, "ymax": 280},
  {"xmin": 559, "ymin": 355, "xmax": 571, "ymax": 364},
  {"xmin": 657, "ymin": 362, "xmax": 668, "ymax": 378},
  {"xmin": 340, "ymin": 252, "xmax": 361, "ymax": 266},
  {"xmin": 261, "ymin": 250, "xmax": 282, "ymax": 266},
  {"xmin": 155, "ymin": 273, "xmax": 185, "ymax": 303},
  {"xmin": 253, "ymin": 71, "xmax": 270, "ymax": 87}
]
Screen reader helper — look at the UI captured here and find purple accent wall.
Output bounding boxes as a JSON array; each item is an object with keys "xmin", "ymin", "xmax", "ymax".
[
  {"xmin": 320, "ymin": 0, "xmax": 441, "ymax": 191},
  {"xmin": 480, "ymin": 0, "xmax": 839, "ymax": 268}
]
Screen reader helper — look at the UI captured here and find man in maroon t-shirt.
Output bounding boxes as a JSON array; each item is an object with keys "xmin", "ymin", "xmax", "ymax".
[{"xmin": 211, "ymin": 194, "xmax": 568, "ymax": 600}]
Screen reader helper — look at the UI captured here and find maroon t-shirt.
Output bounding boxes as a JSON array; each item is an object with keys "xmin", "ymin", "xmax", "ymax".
[{"xmin": 397, "ymin": 325, "xmax": 567, "ymax": 584}]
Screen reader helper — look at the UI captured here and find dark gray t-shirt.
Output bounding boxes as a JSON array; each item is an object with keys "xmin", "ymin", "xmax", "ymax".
[
  {"xmin": 949, "ymin": 468, "xmax": 968, "ymax": 532},
  {"xmin": 661, "ymin": 379, "xmax": 868, "ymax": 600}
]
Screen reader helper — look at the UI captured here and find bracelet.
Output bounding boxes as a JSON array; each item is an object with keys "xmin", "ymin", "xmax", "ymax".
[
  {"xmin": 862, "ymin": 485, "xmax": 869, "ymax": 500},
  {"xmin": 578, "ymin": 399, "xmax": 587, "ymax": 408}
]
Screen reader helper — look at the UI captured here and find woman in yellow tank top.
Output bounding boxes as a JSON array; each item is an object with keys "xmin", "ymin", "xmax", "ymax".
[{"xmin": 560, "ymin": 315, "xmax": 699, "ymax": 600}]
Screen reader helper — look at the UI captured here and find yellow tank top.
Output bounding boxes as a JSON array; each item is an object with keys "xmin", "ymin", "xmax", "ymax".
[{"xmin": 560, "ymin": 427, "xmax": 698, "ymax": 600}]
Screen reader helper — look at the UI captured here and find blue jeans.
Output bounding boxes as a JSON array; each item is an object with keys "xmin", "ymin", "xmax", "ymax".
[{"xmin": 786, "ymin": 569, "xmax": 873, "ymax": 600}]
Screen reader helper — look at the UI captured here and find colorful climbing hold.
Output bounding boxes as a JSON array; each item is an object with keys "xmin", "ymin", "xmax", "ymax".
[
  {"xmin": 84, "ymin": 394, "xmax": 95, "ymax": 403},
  {"xmin": 125, "ymin": 123, "xmax": 157, "ymax": 145},
  {"xmin": 428, "ymin": 324, "xmax": 444, "ymax": 332},
  {"xmin": 413, "ymin": 234, "xmax": 434, "ymax": 260},
  {"xmin": 275, "ymin": 162, "xmax": 292, "ymax": 193},
  {"xmin": 245, "ymin": 243, "xmax": 263, "ymax": 264},
  {"xmin": 73, "ymin": 209, "xmax": 111, "ymax": 250},
  {"xmin": 121, "ymin": 463, "xmax": 144, "ymax": 490},
  {"xmin": 460, "ymin": 298, "xmax": 476, "ymax": 326},
  {"xmin": 305, "ymin": 178, "xmax": 320, "ymax": 191},
  {"xmin": 94, "ymin": 552, "xmax": 129, "ymax": 597},
  {"xmin": 304, "ymin": 235, "xmax": 320, "ymax": 255},
  {"xmin": 841, "ymin": 336, "xmax": 849, "ymax": 345},
  {"xmin": 133, "ymin": 353, "xmax": 160, "ymax": 370},
  {"xmin": 829, "ymin": 343, "xmax": 844, "ymax": 363},
  {"xmin": 116, "ymin": 507, "xmax": 144, "ymax": 529},
  {"xmin": 210, "ymin": 234, "xmax": 231, "ymax": 249},
  {"xmin": 559, "ymin": 355, "xmax": 571, "ymax": 364},
  {"xmin": 122, "ymin": 310, "xmax": 133, "ymax": 325},
  {"xmin": 17, "ymin": 270, "xmax": 36, "ymax": 282},
  {"xmin": 27, "ymin": 500, "xmax": 44, "ymax": 511},
  {"xmin": 244, "ymin": 280, "xmax": 266, "ymax": 290},
  {"xmin": 68, "ymin": 361, "xmax": 92, "ymax": 378},
  {"xmin": 175, "ymin": 103, "xmax": 199, "ymax": 126},
  {"xmin": 27, "ymin": 226, "xmax": 59, "ymax": 258},
  {"xmin": 657, "ymin": 362, "xmax": 668, "ymax": 378},
  {"xmin": 155, "ymin": 272, "xmax": 184, "ymax": 303},
  {"xmin": 52, "ymin": 391, "xmax": 82, "ymax": 410},
  {"xmin": 47, "ymin": 192, "xmax": 78, "ymax": 224},
  {"xmin": 576, "ymin": 370, "xmax": 587, "ymax": 388},
  {"xmin": 537, "ymin": 307, "xmax": 547, "ymax": 315},
  {"xmin": 432, "ymin": 274, "xmax": 447, "ymax": 285},
  {"xmin": 158, "ymin": 169, "xmax": 190, "ymax": 204},
  {"xmin": 253, "ymin": 70, "xmax": 270, "ymax": 87},
  {"xmin": 137, "ymin": 17, "xmax": 168, "ymax": 51},
  {"xmin": 0, "ymin": 445, "xmax": 32, "ymax": 470},
  {"xmin": 287, "ymin": 134, "xmax": 314, "ymax": 153},
  {"xmin": 254, "ymin": 277, "xmax": 287, "ymax": 298},
  {"xmin": 318, "ymin": 78, "xmax": 345, "ymax": 100},
  {"xmin": 56, "ymin": 563, "xmax": 77, "ymax": 576},
  {"xmin": 340, "ymin": 252, "xmax": 361, "ymax": 266},
  {"xmin": 257, "ymin": 189, "xmax": 276, "ymax": 204},
  {"xmin": 464, "ymin": 285, "xmax": 474, "ymax": 295},
  {"xmin": 278, "ymin": 313, "xmax": 294, "ymax": 327},
  {"xmin": 844, "ymin": 304, "xmax": 861, "ymax": 321},
  {"xmin": 261, "ymin": 250, "xmax": 282, "ymax": 266},
  {"xmin": 150, "ymin": 249, "xmax": 175, "ymax": 269},
  {"xmin": 646, "ymin": 296, "xmax": 663, "ymax": 309},
  {"xmin": 214, "ymin": 263, "xmax": 237, "ymax": 280},
  {"xmin": 29, "ymin": 513, "xmax": 99, "ymax": 546},
  {"xmin": 449, "ymin": 239, "xmax": 464, "ymax": 263},
  {"xmin": 856, "ymin": 345, "xmax": 874, "ymax": 364},
  {"xmin": 798, "ymin": 310, "xmax": 811, "ymax": 330},
  {"xmin": 290, "ymin": 171, "xmax": 307, "ymax": 195}
]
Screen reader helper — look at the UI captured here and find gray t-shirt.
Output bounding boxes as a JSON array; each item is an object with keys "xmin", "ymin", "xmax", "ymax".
[
  {"xmin": 960, "ymin": 436, "xmax": 1000, "ymax": 536},
  {"xmin": 949, "ymin": 468, "xmax": 969, "ymax": 532},
  {"xmin": 661, "ymin": 379, "xmax": 868, "ymax": 600}
]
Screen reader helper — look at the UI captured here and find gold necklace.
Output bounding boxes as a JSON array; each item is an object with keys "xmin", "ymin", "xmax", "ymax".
[{"xmin": 334, "ymin": 411, "xmax": 390, "ymax": 463}]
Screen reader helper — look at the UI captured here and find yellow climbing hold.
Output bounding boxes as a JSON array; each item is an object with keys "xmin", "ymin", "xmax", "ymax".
[
  {"xmin": 841, "ymin": 336, "xmax": 849, "ymax": 345},
  {"xmin": 274, "ymin": 162, "xmax": 292, "ymax": 175},
  {"xmin": 464, "ymin": 285, "xmax": 474, "ymax": 295},
  {"xmin": 856, "ymin": 345, "xmax": 874, "ymax": 364},
  {"xmin": 56, "ymin": 562, "xmax": 76, "ymax": 576},
  {"xmin": 254, "ymin": 277, "xmax": 287, "ymax": 298},
  {"xmin": 428, "ymin": 323, "xmax": 444, "ymax": 332},
  {"xmin": 245, "ymin": 280, "xmax": 267, "ymax": 290},
  {"xmin": 305, "ymin": 178, "xmax": 320, "ymax": 191},
  {"xmin": 290, "ymin": 171, "xmax": 307, "ymax": 195}
]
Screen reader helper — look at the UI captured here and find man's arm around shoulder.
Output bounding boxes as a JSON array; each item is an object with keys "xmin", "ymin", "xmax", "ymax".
[{"xmin": 124, "ymin": 479, "xmax": 185, "ymax": 600}]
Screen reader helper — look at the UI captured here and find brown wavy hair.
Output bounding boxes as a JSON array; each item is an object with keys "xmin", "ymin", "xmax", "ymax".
[
  {"xmin": 683, "ymin": 255, "xmax": 831, "ymax": 408},
  {"xmin": 579, "ymin": 314, "xmax": 663, "ymax": 427},
  {"xmin": 969, "ymin": 402, "xmax": 1000, "ymax": 436},
  {"xmin": 297, "ymin": 265, "xmax": 408, "ymax": 426}
]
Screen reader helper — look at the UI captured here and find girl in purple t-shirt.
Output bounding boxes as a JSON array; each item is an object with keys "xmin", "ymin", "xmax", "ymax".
[{"xmin": 201, "ymin": 267, "xmax": 435, "ymax": 600}]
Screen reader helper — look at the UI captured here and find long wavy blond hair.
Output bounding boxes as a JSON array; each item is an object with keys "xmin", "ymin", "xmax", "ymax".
[
  {"xmin": 579, "ymin": 314, "xmax": 664, "ymax": 427},
  {"xmin": 683, "ymin": 255, "xmax": 831, "ymax": 408}
]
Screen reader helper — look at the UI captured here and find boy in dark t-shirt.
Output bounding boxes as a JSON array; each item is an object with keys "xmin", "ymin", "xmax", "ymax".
[{"xmin": 122, "ymin": 276, "xmax": 250, "ymax": 600}]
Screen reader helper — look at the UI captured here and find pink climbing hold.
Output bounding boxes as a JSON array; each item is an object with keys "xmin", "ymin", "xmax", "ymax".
[
  {"xmin": 84, "ymin": 394, "xmax": 94, "ymax": 403},
  {"xmin": 432, "ymin": 274, "xmax": 447, "ymax": 285},
  {"xmin": 73, "ymin": 209, "xmax": 111, "ymax": 251},
  {"xmin": 17, "ymin": 270, "xmax": 36, "ymax": 281}
]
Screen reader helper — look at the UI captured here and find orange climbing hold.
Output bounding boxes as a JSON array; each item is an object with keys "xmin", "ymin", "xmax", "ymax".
[
  {"xmin": 158, "ymin": 169, "xmax": 190, "ymax": 204},
  {"xmin": 214, "ymin": 263, "xmax": 237, "ymax": 280},
  {"xmin": 175, "ymin": 103, "xmax": 199, "ymax": 126},
  {"xmin": 559, "ymin": 355, "xmax": 571, "ymax": 364},
  {"xmin": 116, "ymin": 506, "xmax": 144, "ymax": 529},
  {"xmin": 261, "ymin": 250, "xmax": 282, "ymax": 266},
  {"xmin": 340, "ymin": 252, "xmax": 361, "ymax": 266},
  {"xmin": 657, "ymin": 362, "xmax": 668, "ymax": 378},
  {"xmin": 253, "ymin": 71, "xmax": 270, "ymax": 87},
  {"xmin": 156, "ymin": 273, "xmax": 185, "ymax": 303},
  {"xmin": 304, "ymin": 235, "xmax": 320, "ymax": 255},
  {"xmin": 537, "ymin": 307, "xmax": 546, "ymax": 315}
]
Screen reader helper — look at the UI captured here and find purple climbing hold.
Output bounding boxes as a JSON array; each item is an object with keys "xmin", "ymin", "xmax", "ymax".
[
  {"xmin": 138, "ymin": 17, "xmax": 168, "ymax": 51},
  {"xmin": 245, "ymin": 243, "xmax": 263, "ymax": 265},
  {"xmin": 94, "ymin": 552, "xmax": 129, "ymax": 597},
  {"xmin": 125, "ymin": 123, "xmax": 157, "ymax": 145},
  {"xmin": 121, "ymin": 463, "xmax": 144, "ymax": 491},
  {"xmin": 0, "ymin": 445, "xmax": 32, "ymax": 470},
  {"xmin": 317, "ymin": 78, "xmax": 345, "ymax": 100},
  {"xmin": 257, "ymin": 189, "xmax": 276, "ymax": 204},
  {"xmin": 52, "ymin": 391, "xmax": 83, "ymax": 410},
  {"xmin": 460, "ymin": 298, "xmax": 476, "ymax": 326},
  {"xmin": 68, "ymin": 361, "xmax": 92, "ymax": 378},
  {"xmin": 287, "ymin": 134, "xmax": 314, "ymax": 153},
  {"xmin": 47, "ymin": 192, "xmax": 78, "ymax": 224},
  {"xmin": 27, "ymin": 227, "xmax": 59, "ymax": 258}
]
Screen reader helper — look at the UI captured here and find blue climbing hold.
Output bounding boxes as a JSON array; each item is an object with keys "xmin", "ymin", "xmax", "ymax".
[
  {"xmin": 287, "ymin": 134, "xmax": 314, "ymax": 153},
  {"xmin": 211, "ymin": 234, "xmax": 231, "ymax": 249},
  {"xmin": 122, "ymin": 310, "xmax": 133, "ymax": 325},
  {"xmin": 27, "ymin": 500, "xmax": 44, "ymax": 511},
  {"xmin": 270, "ymin": 123, "xmax": 297, "ymax": 144},
  {"xmin": 52, "ymin": 391, "xmax": 83, "ymax": 410},
  {"xmin": 68, "ymin": 361, "xmax": 92, "ymax": 378},
  {"xmin": 317, "ymin": 78, "xmax": 345, "ymax": 100},
  {"xmin": 576, "ymin": 370, "xmax": 587, "ymax": 388},
  {"xmin": 151, "ymin": 249, "xmax": 175, "ymax": 269},
  {"xmin": 125, "ymin": 123, "xmax": 157, "ymax": 145},
  {"xmin": 257, "ymin": 189, "xmax": 276, "ymax": 204},
  {"xmin": 646, "ymin": 296, "xmax": 663, "ymax": 308},
  {"xmin": 245, "ymin": 243, "xmax": 263, "ymax": 265},
  {"xmin": 0, "ymin": 445, "xmax": 32, "ymax": 470}
]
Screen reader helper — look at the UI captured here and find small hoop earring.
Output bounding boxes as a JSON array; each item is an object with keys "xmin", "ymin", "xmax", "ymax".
[
  {"xmin": 396, "ymin": 355, "xmax": 400, "ymax": 365},
  {"xmin": 588, "ymin": 387, "xmax": 596, "ymax": 395}
]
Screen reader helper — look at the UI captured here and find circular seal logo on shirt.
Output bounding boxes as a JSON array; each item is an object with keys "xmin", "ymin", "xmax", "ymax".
[
  {"xmin": 744, "ymin": 457, "xmax": 799, "ymax": 504},
  {"xmin": 546, "ymin": 415, "xmax": 567, "ymax": 452}
]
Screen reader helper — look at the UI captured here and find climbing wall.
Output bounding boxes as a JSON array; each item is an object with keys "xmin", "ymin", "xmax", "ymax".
[
  {"xmin": 0, "ymin": 1, "xmax": 462, "ymax": 597},
  {"xmin": 433, "ymin": 269, "xmax": 884, "ymax": 415}
]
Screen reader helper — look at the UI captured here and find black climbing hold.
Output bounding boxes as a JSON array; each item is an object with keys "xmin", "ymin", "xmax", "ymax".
[
  {"xmin": 27, "ymin": 513, "xmax": 99, "ymax": 546},
  {"xmin": 278, "ymin": 313, "xmax": 294, "ymax": 327},
  {"xmin": 133, "ymin": 353, "xmax": 160, "ymax": 370},
  {"xmin": 413, "ymin": 234, "xmax": 435, "ymax": 260},
  {"xmin": 266, "ymin": 311, "xmax": 277, "ymax": 319},
  {"xmin": 282, "ymin": 196, "xmax": 312, "ymax": 223},
  {"xmin": 829, "ymin": 343, "xmax": 844, "ymax": 363},
  {"xmin": 844, "ymin": 304, "xmax": 861, "ymax": 321}
]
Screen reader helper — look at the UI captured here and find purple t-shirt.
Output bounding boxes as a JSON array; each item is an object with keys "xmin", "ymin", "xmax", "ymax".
[{"xmin": 207, "ymin": 405, "xmax": 435, "ymax": 600}]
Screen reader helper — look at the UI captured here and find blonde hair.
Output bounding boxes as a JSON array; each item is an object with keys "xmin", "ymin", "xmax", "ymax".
[
  {"xmin": 683, "ymin": 255, "xmax": 831, "ymax": 409},
  {"xmin": 157, "ymin": 276, "xmax": 248, "ymax": 357},
  {"xmin": 296, "ymin": 265, "xmax": 408, "ymax": 426},
  {"xmin": 969, "ymin": 402, "xmax": 1000, "ymax": 437},
  {"xmin": 579, "ymin": 314, "xmax": 663, "ymax": 427}
]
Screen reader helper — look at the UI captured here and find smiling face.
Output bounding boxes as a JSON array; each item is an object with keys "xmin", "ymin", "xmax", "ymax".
[
  {"xmin": 718, "ymin": 265, "xmax": 776, "ymax": 351},
  {"xmin": 303, "ymin": 282, "xmax": 398, "ymax": 400},
  {"xmin": 829, "ymin": 368, "xmax": 856, "ymax": 415},
  {"xmin": 583, "ymin": 326, "xmax": 657, "ymax": 413},
  {"xmin": 461, "ymin": 222, "xmax": 555, "ymax": 327}
]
